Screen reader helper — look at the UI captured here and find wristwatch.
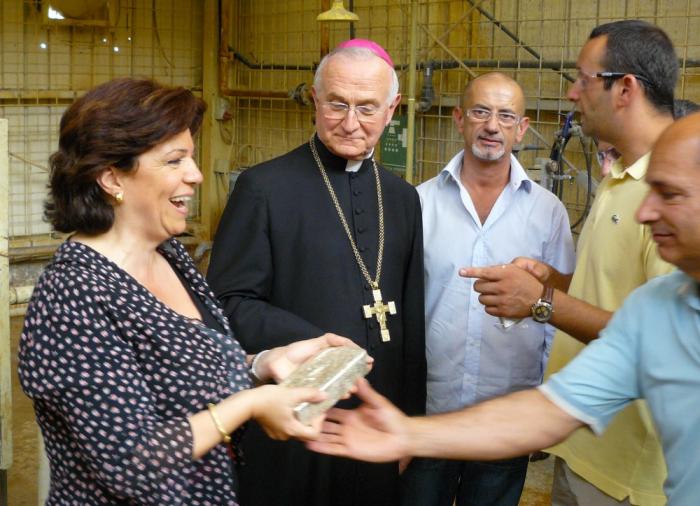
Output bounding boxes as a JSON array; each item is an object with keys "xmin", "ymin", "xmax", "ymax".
[{"xmin": 531, "ymin": 285, "xmax": 554, "ymax": 323}]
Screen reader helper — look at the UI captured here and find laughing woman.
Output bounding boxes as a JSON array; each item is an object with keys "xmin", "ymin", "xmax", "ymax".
[{"xmin": 18, "ymin": 78, "xmax": 350, "ymax": 505}]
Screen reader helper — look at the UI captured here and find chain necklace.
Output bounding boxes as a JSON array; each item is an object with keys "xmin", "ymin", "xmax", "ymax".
[{"xmin": 309, "ymin": 134, "xmax": 396, "ymax": 342}]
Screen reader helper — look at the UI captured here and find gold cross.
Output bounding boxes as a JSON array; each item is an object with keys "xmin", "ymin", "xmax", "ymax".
[{"xmin": 363, "ymin": 286, "xmax": 397, "ymax": 342}]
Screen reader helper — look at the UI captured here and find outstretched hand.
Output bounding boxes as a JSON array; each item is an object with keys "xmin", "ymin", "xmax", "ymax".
[
  {"xmin": 459, "ymin": 263, "xmax": 542, "ymax": 318},
  {"xmin": 305, "ymin": 378, "xmax": 411, "ymax": 463},
  {"xmin": 260, "ymin": 333, "xmax": 373, "ymax": 384}
]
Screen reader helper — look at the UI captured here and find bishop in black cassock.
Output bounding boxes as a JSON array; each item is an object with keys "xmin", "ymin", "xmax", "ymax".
[{"xmin": 207, "ymin": 132, "xmax": 426, "ymax": 506}]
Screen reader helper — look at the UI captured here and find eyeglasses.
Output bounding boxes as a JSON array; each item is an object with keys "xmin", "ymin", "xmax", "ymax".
[
  {"xmin": 575, "ymin": 69, "xmax": 653, "ymax": 89},
  {"xmin": 320, "ymin": 101, "xmax": 384, "ymax": 124},
  {"xmin": 464, "ymin": 107, "xmax": 521, "ymax": 127},
  {"xmin": 596, "ymin": 146, "xmax": 620, "ymax": 167}
]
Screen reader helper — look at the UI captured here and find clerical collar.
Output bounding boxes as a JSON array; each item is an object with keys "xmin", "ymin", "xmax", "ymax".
[{"xmin": 345, "ymin": 149, "xmax": 374, "ymax": 173}]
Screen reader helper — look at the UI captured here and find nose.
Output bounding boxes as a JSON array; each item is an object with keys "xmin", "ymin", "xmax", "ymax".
[
  {"xmin": 341, "ymin": 107, "xmax": 360, "ymax": 131},
  {"xmin": 635, "ymin": 190, "xmax": 659, "ymax": 224},
  {"xmin": 484, "ymin": 113, "xmax": 500, "ymax": 131},
  {"xmin": 567, "ymin": 81, "xmax": 581, "ymax": 102},
  {"xmin": 185, "ymin": 158, "xmax": 203, "ymax": 185}
]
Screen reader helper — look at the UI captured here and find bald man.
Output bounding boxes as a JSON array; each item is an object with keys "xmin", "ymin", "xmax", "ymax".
[
  {"xmin": 310, "ymin": 111, "xmax": 700, "ymax": 506},
  {"xmin": 402, "ymin": 72, "xmax": 575, "ymax": 506}
]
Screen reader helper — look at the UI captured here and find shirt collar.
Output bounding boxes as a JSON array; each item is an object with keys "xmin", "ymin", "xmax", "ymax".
[
  {"xmin": 677, "ymin": 272, "xmax": 700, "ymax": 311},
  {"xmin": 345, "ymin": 148, "xmax": 374, "ymax": 172},
  {"xmin": 439, "ymin": 150, "xmax": 532, "ymax": 193},
  {"xmin": 609, "ymin": 152, "xmax": 650, "ymax": 181}
]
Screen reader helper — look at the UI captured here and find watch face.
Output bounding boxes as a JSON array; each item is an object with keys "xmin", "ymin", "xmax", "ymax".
[{"xmin": 532, "ymin": 302, "xmax": 552, "ymax": 323}]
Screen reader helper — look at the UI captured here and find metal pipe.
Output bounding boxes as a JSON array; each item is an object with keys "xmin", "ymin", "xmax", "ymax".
[
  {"xmin": 222, "ymin": 53, "xmax": 700, "ymax": 74},
  {"xmin": 232, "ymin": 51, "xmax": 314, "ymax": 71},
  {"xmin": 404, "ymin": 0, "xmax": 419, "ymax": 185},
  {"xmin": 320, "ymin": 0, "xmax": 330, "ymax": 60},
  {"xmin": 348, "ymin": 0, "xmax": 355, "ymax": 39}
]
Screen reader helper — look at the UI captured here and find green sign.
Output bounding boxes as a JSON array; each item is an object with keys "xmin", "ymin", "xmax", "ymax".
[{"xmin": 380, "ymin": 114, "xmax": 408, "ymax": 174}]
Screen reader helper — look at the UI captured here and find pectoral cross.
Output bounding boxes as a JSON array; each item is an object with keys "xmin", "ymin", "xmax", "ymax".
[{"xmin": 362, "ymin": 285, "xmax": 397, "ymax": 342}]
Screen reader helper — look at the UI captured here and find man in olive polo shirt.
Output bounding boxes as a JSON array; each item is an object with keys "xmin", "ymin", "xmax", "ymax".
[{"xmin": 460, "ymin": 20, "xmax": 677, "ymax": 505}]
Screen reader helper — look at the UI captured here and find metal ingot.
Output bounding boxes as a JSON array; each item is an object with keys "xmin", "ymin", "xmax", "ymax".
[{"xmin": 281, "ymin": 346, "xmax": 369, "ymax": 424}]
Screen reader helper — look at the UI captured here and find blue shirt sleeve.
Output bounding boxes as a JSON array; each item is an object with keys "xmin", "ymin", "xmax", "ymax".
[{"xmin": 539, "ymin": 293, "xmax": 642, "ymax": 435}]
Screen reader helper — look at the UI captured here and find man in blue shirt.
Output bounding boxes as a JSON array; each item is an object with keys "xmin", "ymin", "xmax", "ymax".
[
  {"xmin": 308, "ymin": 113, "xmax": 700, "ymax": 506},
  {"xmin": 402, "ymin": 72, "xmax": 575, "ymax": 506}
]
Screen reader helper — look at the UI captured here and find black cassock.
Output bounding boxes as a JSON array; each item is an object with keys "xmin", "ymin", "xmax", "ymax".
[{"xmin": 207, "ymin": 136, "xmax": 426, "ymax": 506}]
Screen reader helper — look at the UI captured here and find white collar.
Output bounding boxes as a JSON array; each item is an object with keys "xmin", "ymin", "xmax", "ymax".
[{"xmin": 345, "ymin": 148, "xmax": 375, "ymax": 172}]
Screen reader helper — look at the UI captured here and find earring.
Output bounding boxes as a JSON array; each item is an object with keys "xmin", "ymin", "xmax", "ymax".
[{"xmin": 114, "ymin": 191, "xmax": 124, "ymax": 203}]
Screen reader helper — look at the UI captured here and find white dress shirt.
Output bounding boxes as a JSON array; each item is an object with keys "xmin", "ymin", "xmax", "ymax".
[{"xmin": 418, "ymin": 150, "xmax": 575, "ymax": 414}]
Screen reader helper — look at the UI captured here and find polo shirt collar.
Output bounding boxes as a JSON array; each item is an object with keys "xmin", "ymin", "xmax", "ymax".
[
  {"xmin": 609, "ymin": 152, "xmax": 650, "ymax": 181},
  {"xmin": 677, "ymin": 272, "xmax": 700, "ymax": 311}
]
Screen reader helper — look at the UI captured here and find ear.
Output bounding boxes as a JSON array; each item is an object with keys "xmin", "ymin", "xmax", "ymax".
[
  {"xmin": 453, "ymin": 106, "xmax": 465, "ymax": 134},
  {"xmin": 95, "ymin": 167, "xmax": 124, "ymax": 199},
  {"xmin": 384, "ymin": 93, "xmax": 402, "ymax": 127},
  {"xmin": 515, "ymin": 116, "xmax": 530, "ymax": 143},
  {"xmin": 311, "ymin": 86, "xmax": 320, "ymax": 107},
  {"xmin": 614, "ymin": 74, "xmax": 641, "ymax": 108}
]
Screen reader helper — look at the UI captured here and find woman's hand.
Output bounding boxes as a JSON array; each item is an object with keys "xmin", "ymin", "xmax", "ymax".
[
  {"xmin": 254, "ymin": 333, "xmax": 373, "ymax": 383},
  {"xmin": 250, "ymin": 384, "xmax": 327, "ymax": 440}
]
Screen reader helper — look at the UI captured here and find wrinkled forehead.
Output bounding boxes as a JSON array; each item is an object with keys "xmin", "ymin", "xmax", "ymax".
[{"xmin": 318, "ymin": 55, "xmax": 392, "ymax": 98}]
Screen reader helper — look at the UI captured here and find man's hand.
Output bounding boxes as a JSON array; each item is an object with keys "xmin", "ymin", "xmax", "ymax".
[
  {"xmin": 511, "ymin": 257, "xmax": 551, "ymax": 283},
  {"xmin": 512, "ymin": 257, "xmax": 573, "ymax": 292},
  {"xmin": 257, "ymin": 333, "xmax": 372, "ymax": 383},
  {"xmin": 459, "ymin": 263, "xmax": 543, "ymax": 319},
  {"xmin": 306, "ymin": 378, "xmax": 411, "ymax": 462}
]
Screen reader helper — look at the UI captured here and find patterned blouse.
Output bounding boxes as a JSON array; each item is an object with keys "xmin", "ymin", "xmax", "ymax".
[{"xmin": 18, "ymin": 239, "xmax": 252, "ymax": 505}]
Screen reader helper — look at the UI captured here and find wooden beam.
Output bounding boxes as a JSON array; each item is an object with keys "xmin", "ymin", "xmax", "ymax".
[{"xmin": 0, "ymin": 119, "xmax": 13, "ymax": 472}]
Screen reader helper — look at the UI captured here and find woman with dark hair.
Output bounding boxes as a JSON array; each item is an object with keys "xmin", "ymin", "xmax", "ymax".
[{"xmin": 18, "ymin": 77, "xmax": 355, "ymax": 505}]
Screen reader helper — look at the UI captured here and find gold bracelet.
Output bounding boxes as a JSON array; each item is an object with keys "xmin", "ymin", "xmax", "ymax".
[{"xmin": 207, "ymin": 403, "xmax": 231, "ymax": 444}]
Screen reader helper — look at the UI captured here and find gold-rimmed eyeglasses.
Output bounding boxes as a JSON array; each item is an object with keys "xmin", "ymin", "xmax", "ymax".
[
  {"xmin": 465, "ymin": 107, "xmax": 521, "ymax": 127},
  {"xmin": 320, "ymin": 101, "xmax": 384, "ymax": 124}
]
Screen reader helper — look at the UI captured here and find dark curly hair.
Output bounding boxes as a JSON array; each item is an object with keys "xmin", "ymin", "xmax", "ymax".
[
  {"xmin": 590, "ymin": 20, "xmax": 678, "ymax": 115},
  {"xmin": 45, "ymin": 78, "xmax": 207, "ymax": 234}
]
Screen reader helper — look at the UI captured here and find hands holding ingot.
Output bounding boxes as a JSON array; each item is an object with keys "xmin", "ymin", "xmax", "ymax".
[{"xmin": 246, "ymin": 333, "xmax": 374, "ymax": 441}]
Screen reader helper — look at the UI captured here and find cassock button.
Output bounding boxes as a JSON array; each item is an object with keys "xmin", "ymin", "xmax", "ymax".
[
  {"xmin": 350, "ymin": 173, "xmax": 358, "ymax": 179},
  {"xmin": 359, "ymin": 246, "xmax": 367, "ymax": 253},
  {"xmin": 357, "ymin": 226, "xmax": 366, "ymax": 233},
  {"xmin": 364, "ymin": 283, "xmax": 370, "ymax": 290},
  {"xmin": 368, "ymin": 322, "xmax": 376, "ymax": 329},
  {"xmin": 353, "ymin": 190, "xmax": 362, "ymax": 196},
  {"xmin": 369, "ymin": 344, "xmax": 377, "ymax": 351},
  {"xmin": 355, "ymin": 208, "xmax": 364, "ymax": 215}
]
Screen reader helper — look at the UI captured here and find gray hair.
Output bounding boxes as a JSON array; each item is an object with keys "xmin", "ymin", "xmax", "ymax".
[{"xmin": 313, "ymin": 46, "xmax": 399, "ymax": 105}]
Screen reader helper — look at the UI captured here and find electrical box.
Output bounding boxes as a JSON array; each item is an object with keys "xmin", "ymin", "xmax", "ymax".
[{"xmin": 380, "ymin": 114, "xmax": 409, "ymax": 175}]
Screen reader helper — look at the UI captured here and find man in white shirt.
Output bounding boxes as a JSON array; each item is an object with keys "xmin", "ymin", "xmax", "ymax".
[{"xmin": 401, "ymin": 72, "xmax": 575, "ymax": 506}]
